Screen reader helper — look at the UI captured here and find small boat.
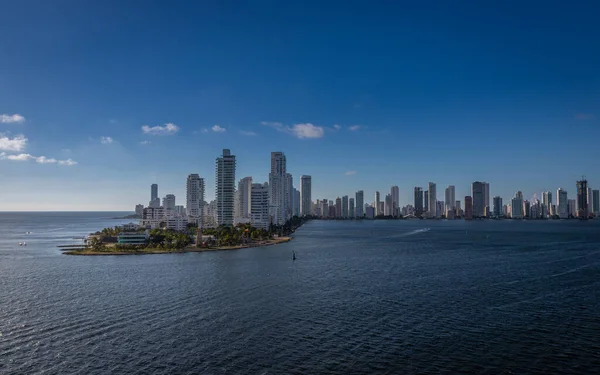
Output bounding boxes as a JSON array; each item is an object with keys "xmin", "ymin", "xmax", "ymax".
[
  {"xmin": 23, "ymin": 242, "xmax": 27, "ymax": 246},
  {"xmin": 19, "ymin": 242, "xmax": 22, "ymax": 246},
  {"xmin": 292, "ymin": 251, "xmax": 296, "ymax": 261}
]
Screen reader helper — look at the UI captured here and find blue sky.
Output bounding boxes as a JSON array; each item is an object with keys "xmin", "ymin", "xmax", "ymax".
[{"xmin": 1, "ymin": 1, "xmax": 599, "ymax": 210}]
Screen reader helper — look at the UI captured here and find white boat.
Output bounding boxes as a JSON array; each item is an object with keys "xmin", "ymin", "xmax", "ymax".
[
  {"xmin": 19, "ymin": 242, "xmax": 22, "ymax": 246},
  {"xmin": 23, "ymin": 242, "xmax": 27, "ymax": 246}
]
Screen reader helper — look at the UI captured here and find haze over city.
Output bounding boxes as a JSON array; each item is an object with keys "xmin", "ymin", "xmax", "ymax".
[{"xmin": 1, "ymin": 1, "xmax": 599, "ymax": 211}]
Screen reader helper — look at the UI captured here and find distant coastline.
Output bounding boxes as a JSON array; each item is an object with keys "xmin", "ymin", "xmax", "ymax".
[{"xmin": 63, "ymin": 236, "xmax": 292, "ymax": 256}]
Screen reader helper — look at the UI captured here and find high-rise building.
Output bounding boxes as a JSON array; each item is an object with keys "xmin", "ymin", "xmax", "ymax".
[
  {"xmin": 186, "ymin": 174, "xmax": 205, "ymax": 224},
  {"xmin": 445, "ymin": 185, "xmax": 455, "ymax": 212},
  {"xmin": 557, "ymin": 188, "xmax": 568, "ymax": 219},
  {"xmin": 511, "ymin": 191, "xmax": 524, "ymax": 219},
  {"xmin": 541, "ymin": 191, "xmax": 552, "ymax": 218},
  {"xmin": 493, "ymin": 196, "xmax": 503, "ymax": 217},
  {"xmin": 284, "ymin": 173, "xmax": 294, "ymax": 220},
  {"xmin": 335, "ymin": 197, "xmax": 342, "ymax": 218},
  {"xmin": 269, "ymin": 152, "xmax": 287, "ymax": 225},
  {"xmin": 135, "ymin": 204, "xmax": 144, "ymax": 216},
  {"xmin": 151, "ymin": 184, "xmax": 158, "ymax": 202},
  {"xmin": 300, "ymin": 175, "xmax": 312, "ymax": 217},
  {"xmin": 523, "ymin": 200, "xmax": 530, "ymax": 218},
  {"xmin": 587, "ymin": 187, "xmax": 593, "ymax": 216},
  {"xmin": 391, "ymin": 186, "xmax": 399, "ymax": 216},
  {"xmin": 355, "ymin": 190, "xmax": 364, "ymax": 218},
  {"xmin": 464, "ymin": 196, "xmax": 473, "ymax": 220},
  {"xmin": 384, "ymin": 194, "xmax": 393, "ymax": 216},
  {"xmin": 436, "ymin": 201, "xmax": 444, "ymax": 218},
  {"xmin": 428, "ymin": 182, "xmax": 437, "ymax": 218},
  {"xmin": 472, "ymin": 181, "xmax": 486, "ymax": 218},
  {"xmin": 349, "ymin": 198, "xmax": 355, "ymax": 218},
  {"xmin": 424, "ymin": 190, "xmax": 429, "ymax": 213},
  {"xmin": 293, "ymin": 188, "xmax": 300, "ymax": 217},
  {"xmin": 374, "ymin": 191, "xmax": 381, "ymax": 216},
  {"xmin": 342, "ymin": 196, "xmax": 349, "ymax": 218},
  {"xmin": 414, "ymin": 187, "xmax": 424, "ymax": 217},
  {"xmin": 236, "ymin": 177, "xmax": 252, "ymax": 220},
  {"xmin": 455, "ymin": 200, "xmax": 461, "ymax": 211},
  {"xmin": 250, "ymin": 183, "xmax": 270, "ymax": 230},
  {"xmin": 483, "ymin": 182, "xmax": 490, "ymax": 215},
  {"xmin": 163, "ymin": 194, "xmax": 176, "ymax": 216},
  {"xmin": 216, "ymin": 149, "xmax": 236, "ymax": 226},
  {"xmin": 568, "ymin": 199, "xmax": 576, "ymax": 217},
  {"xmin": 577, "ymin": 179, "xmax": 588, "ymax": 219},
  {"xmin": 593, "ymin": 190, "xmax": 600, "ymax": 216}
]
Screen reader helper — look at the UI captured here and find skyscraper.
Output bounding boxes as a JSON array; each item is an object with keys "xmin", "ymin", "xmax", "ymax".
[
  {"xmin": 493, "ymin": 196, "xmax": 502, "ymax": 217},
  {"xmin": 355, "ymin": 190, "xmax": 364, "ymax": 218},
  {"xmin": 428, "ymin": 182, "xmax": 437, "ymax": 218},
  {"xmin": 483, "ymin": 182, "xmax": 490, "ymax": 214},
  {"xmin": 186, "ymin": 174, "xmax": 205, "ymax": 224},
  {"xmin": 557, "ymin": 188, "xmax": 568, "ymax": 219},
  {"xmin": 511, "ymin": 191, "xmax": 524, "ymax": 219},
  {"xmin": 335, "ymin": 197, "xmax": 342, "ymax": 218},
  {"xmin": 472, "ymin": 181, "xmax": 486, "ymax": 218},
  {"xmin": 424, "ymin": 190, "xmax": 429, "ymax": 214},
  {"xmin": 163, "ymin": 194, "xmax": 176, "ymax": 213},
  {"xmin": 414, "ymin": 187, "xmax": 424, "ymax": 217},
  {"xmin": 269, "ymin": 152, "xmax": 287, "ymax": 225},
  {"xmin": 349, "ymin": 198, "xmax": 355, "ymax": 218},
  {"xmin": 151, "ymin": 184, "xmax": 158, "ymax": 202},
  {"xmin": 577, "ymin": 179, "xmax": 588, "ymax": 219},
  {"xmin": 593, "ymin": 190, "xmax": 600, "ymax": 216},
  {"xmin": 374, "ymin": 191, "xmax": 381, "ymax": 216},
  {"xmin": 342, "ymin": 195, "xmax": 349, "ymax": 218},
  {"xmin": 542, "ymin": 191, "xmax": 552, "ymax": 218},
  {"xmin": 293, "ymin": 188, "xmax": 300, "ymax": 217},
  {"xmin": 391, "ymin": 186, "xmax": 399, "ymax": 216},
  {"xmin": 300, "ymin": 175, "xmax": 312, "ymax": 217},
  {"xmin": 568, "ymin": 199, "xmax": 576, "ymax": 217},
  {"xmin": 445, "ymin": 185, "xmax": 455, "ymax": 212},
  {"xmin": 236, "ymin": 177, "xmax": 252, "ymax": 220},
  {"xmin": 464, "ymin": 196, "xmax": 473, "ymax": 220},
  {"xmin": 216, "ymin": 149, "xmax": 236, "ymax": 226},
  {"xmin": 250, "ymin": 183, "xmax": 270, "ymax": 230},
  {"xmin": 587, "ymin": 187, "xmax": 593, "ymax": 216},
  {"xmin": 384, "ymin": 194, "xmax": 393, "ymax": 216}
]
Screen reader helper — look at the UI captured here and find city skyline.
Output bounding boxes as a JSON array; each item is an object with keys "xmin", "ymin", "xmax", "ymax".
[{"xmin": 1, "ymin": 2, "xmax": 599, "ymax": 210}]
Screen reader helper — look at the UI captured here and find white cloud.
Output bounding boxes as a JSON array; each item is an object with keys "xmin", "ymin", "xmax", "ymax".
[
  {"xmin": 211, "ymin": 125, "xmax": 226, "ymax": 133},
  {"xmin": 0, "ymin": 153, "xmax": 73, "ymax": 165},
  {"xmin": 345, "ymin": 170, "xmax": 357, "ymax": 175},
  {"xmin": 0, "ymin": 114, "xmax": 25, "ymax": 124},
  {"xmin": 100, "ymin": 136, "xmax": 113, "ymax": 144},
  {"xmin": 262, "ymin": 121, "xmax": 324, "ymax": 139},
  {"xmin": 333, "ymin": 124, "xmax": 342, "ymax": 130},
  {"xmin": 239, "ymin": 130, "xmax": 257, "ymax": 136},
  {"xmin": 201, "ymin": 128, "xmax": 209, "ymax": 133},
  {"xmin": 349, "ymin": 125, "xmax": 361, "ymax": 131},
  {"xmin": 58, "ymin": 159, "xmax": 77, "ymax": 166},
  {"xmin": 0, "ymin": 134, "xmax": 28, "ymax": 151},
  {"xmin": 141, "ymin": 122, "xmax": 180, "ymax": 135},
  {"xmin": 140, "ymin": 140, "xmax": 151, "ymax": 145}
]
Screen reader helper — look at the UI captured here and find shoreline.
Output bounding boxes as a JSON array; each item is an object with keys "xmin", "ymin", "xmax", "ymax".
[{"xmin": 63, "ymin": 237, "xmax": 292, "ymax": 256}]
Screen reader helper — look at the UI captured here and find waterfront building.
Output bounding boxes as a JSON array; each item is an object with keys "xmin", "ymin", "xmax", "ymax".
[
  {"xmin": 542, "ymin": 191, "xmax": 552, "ymax": 218},
  {"xmin": 493, "ymin": 196, "xmax": 502, "ymax": 217},
  {"xmin": 530, "ymin": 200, "xmax": 540, "ymax": 219},
  {"xmin": 511, "ymin": 191, "xmax": 524, "ymax": 219},
  {"xmin": 342, "ymin": 196, "xmax": 349, "ymax": 218},
  {"xmin": 186, "ymin": 174, "xmax": 205, "ymax": 224},
  {"xmin": 236, "ymin": 177, "xmax": 252, "ymax": 220},
  {"xmin": 455, "ymin": 200, "xmax": 461, "ymax": 211},
  {"xmin": 593, "ymin": 190, "xmax": 600, "ymax": 216},
  {"xmin": 428, "ymin": 182, "xmax": 437, "ymax": 218},
  {"xmin": 300, "ymin": 175, "xmax": 312, "ymax": 216},
  {"xmin": 166, "ymin": 216, "xmax": 188, "ymax": 231},
  {"xmin": 424, "ymin": 190, "xmax": 429, "ymax": 214},
  {"xmin": 141, "ymin": 206, "xmax": 165, "ymax": 229},
  {"xmin": 483, "ymin": 182, "xmax": 490, "ymax": 215},
  {"xmin": 284, "ymin": 173, "xmax": 294, "ymax": 220},
  {"xmin": 587, "ymin": 187, "xmax": 594, "ymax": 216},
  {"xmin": 436, "ymin": 201, "xmax": 444, "ymax": 218},
  {"xmin": 365, "ymin": 205, "xmax": 375, "ymax": 219},
  {"xmin": 557, "ymin": 188, "xmax": 568, "ymax": 218},
  {"xmin": 328, "ymin": 205, "xmax": 336, "ymax": 218},
  {"xmin": 349, "ymin": 198, "xmax": 355, "ymax": 218},
  {"xmin": 445, "ymin": 185, "xmax": 455, "ymax": 212},
  {"xmin": 117, "ymin": 231, "xmax": 149, "ymax": 245},
  {"xmin": 446, "ymin": 208, "xmax": 455, "ymax": 220},
  {"xmin": 135, "ymin": 204, "xmax": 144, "ymax": 216},
  {"xmin": 269, "ymin": 152, "xmax": 287, "ymax": 225},
  {"xmin": 335, "ymin": 197, "xmax": 342, "ymax": 218},
  {"xmin": 384, "ymin": 194, "xmax": 393, "ymax": 216},
  {"xmin": 414, "ymin": 187, "xmax": 424, "ymax": 218},
  {"xmin": 355, "ymin": 190, "xmax": 364, "ymax": 218},
  {"xmin": 568, "ymin": 199, "xmax": 577, "ymax": 217},
  {"xmin": 577, "ymin": 179, "xmax": 588, "ymax": 218},
  {"xmin": 464, "ymin": 196, "xmax": 473, "ymax": 220},
  {"xmin": 472, "ymin": 181, "xmax": 486, "ymax": 218},
  {"xmin": 293, "ymin": 188, "xmax": 300, "ymax": 217},
  {"xmin": 391, "ymin": 186, "xmax": 400, "ymax": 216},
  {"xmin": 216, "ymin": 149, "xmax": 236, "ymax": 226},
  {"xmin": 250, "ymin": 182, "xmax": 270, "ymax": 230},
  {"xmin": 374, "ymin": 191, "xmax": 381, "ymax": 216},
  {"xmin": 321, "ymin": 199, "xmax": 329, "ymax": 218},
  {"xmin": 523, "ymin": 200, "xmax": 530, "ymax": 218}
]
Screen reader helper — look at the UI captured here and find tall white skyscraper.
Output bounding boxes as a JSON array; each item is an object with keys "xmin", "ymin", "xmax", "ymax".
[
  {"xmin": 186, "ymin": 174, "xmax": 205, "ymax": 224},
  {"xmin": 251, "ymin": 182, "xmax": 270, "ymax": 230},
  {"xmin": 542, "ymin": 191, "xmax": 552, "ymax": 217},
  {"xmin": 557, "ymin": 188, "xmax": 568, "ymax": 219},
  {"xmin": 300, "ymin": 175, "xmax": 312, "ymax": 216},
  {"xmin": 375, "ymin": 191, "xmax": 381, "ymax": 216},
  {"xmin": 236, "ymin": 177, "xmax": 252, "ymax": 220},
  {"xmin": 428, "ymin": 182, "xmax": 437, "ymax": 218},
  {"xmin": 356, "ymin": 190, "xmax": 364, "ymax": 218},
  {"xmin": 269, "ymin": 152, "xmax": 287, "ymax": 225},
  {"xmin": 384, "ymin": 194, "xmax": 393, "ymax": 216},
  {"xmin": 511, "ymin": 191, "xmax": 524, "ymax": 219},
  {"xmin": 163, "ymin": 194, "xmax": 176, "ymax": 216},
  {"xmin": 216, "ymin": 149, "xmax": 236, "ymax": 226},
  {"xmin": 445, "ymin": 185, "xmax": 455, "ymax": 211},
  {"xmin": 391, "ymin": 186, "xmax": 399, "ymax": 216}
]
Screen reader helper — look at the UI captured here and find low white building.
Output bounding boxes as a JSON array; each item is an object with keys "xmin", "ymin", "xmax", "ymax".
[
  {"xmin": 140, "ymin": 206, "xmax": 165, "ymax": 229},
  {"xmin": 166, "ymin": 216, "xmax": 188, "ymax": 232},
  {"xmin": 122, "ymin": 222, "xmax": 139, "ymax": 231}
]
